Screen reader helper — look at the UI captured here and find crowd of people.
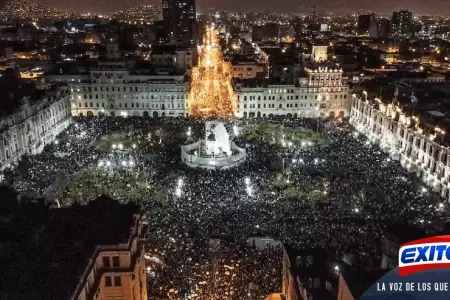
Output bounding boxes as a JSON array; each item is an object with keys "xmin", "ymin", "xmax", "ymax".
[{"xmin": 4, "ymin": 115, "xmax": 450, "ymax": 299}]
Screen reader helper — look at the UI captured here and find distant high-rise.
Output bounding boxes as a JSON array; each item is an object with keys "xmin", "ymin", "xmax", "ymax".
[
  {"xmin": 391, "ymin": 10, "xmax": 413, "ymax": 38},
  {"xmin": 162, "ymin": 0, "xmax": 196, "ymax": 44},
  {"xmin": 357, "ymin": 14, "xmax": 378, "ymax": 38},
  {"xmin": 377, "ymin": 18, "xmax": 391, "ymax": 38}
]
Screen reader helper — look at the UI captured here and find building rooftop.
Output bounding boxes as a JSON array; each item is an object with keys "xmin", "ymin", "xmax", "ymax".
[
  {"xmin": 0, "ymin": 194, "xmax": 139, "ymax": 300},
  {"xmin": 284, "ymin": 246, "xmax": 338, "ymax": 300}
]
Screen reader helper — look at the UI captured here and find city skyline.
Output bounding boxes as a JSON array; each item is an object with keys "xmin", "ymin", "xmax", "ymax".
[{"xmin": 29, "ymin": 0, "xmax": 450, "ymax": 15}]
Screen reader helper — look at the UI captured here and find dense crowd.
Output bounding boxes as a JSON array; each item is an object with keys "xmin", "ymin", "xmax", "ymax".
[{"xmin": 3, "ymin": 116, "xmax": 450, "ymax": 299}]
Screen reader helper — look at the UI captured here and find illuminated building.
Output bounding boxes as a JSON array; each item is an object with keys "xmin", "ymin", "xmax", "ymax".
[
  {"xmin": 311, "ymin": 45, "xmax": 328, "ymax": 63},
  {"xmin": 350, "ymin": 96, "xmax": 450, "ymax": 201},
  {"xmin": 236, "ymin": 67, "xmax": 350, "ymax": 119},
  {"xmin": 45, "ymin": 61, "xmax": 187, "ymax": 118},
  {"xmin": 0, "ymin": 88, "xmax": 72, "ymax": 172},
  {"xmin": 391, "ymin": 10, "xmax": 413, "ymax": 38},
  {"xmin": 188, "ymin": 26, "xmax": 237, "ymax": 117}
]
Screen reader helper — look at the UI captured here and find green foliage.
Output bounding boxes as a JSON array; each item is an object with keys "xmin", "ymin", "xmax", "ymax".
[
  {"xmin": 94, "ymin": 133, "xmax": 142, "ymax": 153},
  {"xmin": 267, "ymin": 172, "xmax": 328, "ymax": 205},
  {"xmin": 53, "ymin": 167, "xmax": 152, "ymax": 206},
  {"xmin": 242, "ymin": 124, "xmax": 328, "ymax": 147}
]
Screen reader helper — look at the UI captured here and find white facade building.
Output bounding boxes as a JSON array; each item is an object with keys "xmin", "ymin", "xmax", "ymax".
[
  {"xmin": 0, "ymin": 89, "xmax": 72, "ymax": 171},
  {"xmin": 236, "ymin": 67, "xmax": 350, "ymax": 118},
  {"xmin": 46, "ymin": 64, "xmax": 351, "ymax": 119},
  {"xmin": 350, "ymin": 97, "xmax": 450, "ymax": 201},
  {"xmin": 66, "ymin": 62, "xmax": 187, "ymax": 118}
]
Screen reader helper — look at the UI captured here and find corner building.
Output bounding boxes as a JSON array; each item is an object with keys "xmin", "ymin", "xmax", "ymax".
[
  {"xmin": 0, "ymin": 196, "xmax": 147, "ymax": 300},
  {"xmin": 236, "ymin": 67, "xmax": 350, "ymax": 118},
  {"xmin": 0, "ymin": 88, "xmax": 72, "ymax": 171}
]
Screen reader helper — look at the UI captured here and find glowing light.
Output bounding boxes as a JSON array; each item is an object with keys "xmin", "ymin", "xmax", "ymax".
[
  {"xmin": 112, "ymin": 144, "xmax": 117, "ymax": 149},
  {"xmin": 106, "ymin": 161, "xmax": 111, "ymax": 166},
  {"xmin": 98, "ymin": 161, "xmax": 104, "ymax": 167},
  {"xmin": 54, "ymin": 140, "xmax": 59, "ymax": 145},
  {"xmin": 118, "ymin": 143, "xmax": 124, "ymax": 150},
  {"xmin": 132, "ymin": 144, "xmax": 137, "ymax": 149},
  {"xmin": 189, "ymin": 26, "xmax": 236, "ymax": 117},
  {"xmin": 421, "ymin": 187, "xmax": 428, "ymax": 193},
  {"xmin": 122, "ymin": 160, "xmax": 127, "ymax": 166},
  {"xmin": 246, "ymin": 186, "xmax": 253, "ymax": 196},
  {"xmin": 129, "ymin": 160, "xmax": 134, "ymax": 166}
]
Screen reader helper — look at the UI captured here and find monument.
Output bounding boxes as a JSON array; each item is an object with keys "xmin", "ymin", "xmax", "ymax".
[{"xmin": 181, "ymin": 121, "xmax": 246, "ymax": 170}]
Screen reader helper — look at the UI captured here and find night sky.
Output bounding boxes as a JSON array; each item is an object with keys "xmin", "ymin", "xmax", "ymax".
[{"xmin": 34, "ymin": 0, "xmax": 450, "ymax": 15}]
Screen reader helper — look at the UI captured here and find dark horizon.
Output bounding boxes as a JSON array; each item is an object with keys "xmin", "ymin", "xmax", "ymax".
[{"xmin": 30, "ymin": 0, "xmax": 450, "ymax": 16}]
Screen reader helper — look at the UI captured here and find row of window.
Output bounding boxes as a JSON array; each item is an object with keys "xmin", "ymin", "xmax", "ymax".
[
  {"xmin": 242, "ymin": 103, "xmax": 331, "ymax": 109},
  {"xmin": 242, "ymin": 94, "xmax": 347, "ymax": 101},
  {"xmin": 74, "ymin": 86, "xmax": 185, "ymax": 93},
  {"xmin": 78, "ymin": 102, "xmax": 183, "ymax": 109},
  {"xmin": 75, "ymin": 94, "xmax": 186, "ymax": 101}
]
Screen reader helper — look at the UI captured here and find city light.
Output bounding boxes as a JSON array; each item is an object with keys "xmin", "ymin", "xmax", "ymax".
[{"xmin": 188, "ymin": 26, "xmax": 236, "ymax": 117}]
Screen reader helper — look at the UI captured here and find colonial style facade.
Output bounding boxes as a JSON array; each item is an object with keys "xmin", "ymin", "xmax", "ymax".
[
  {"xmin": 62, "ymin": 61, "xmax": 187, "ymax": 118},
  {"xmin": 350, "ymin": 96, "xmax": 450, "ymax": 201},
  {"xmin": 53, "ymin": 64, "xmax": 351, "ymax": 119},
  {"xmin": 236, "ymin": 67, "xmax": 350, "ymax": 118},
  {"xmin": 0, "ymin": 89, "xmax": 72, "ymax": 171}
]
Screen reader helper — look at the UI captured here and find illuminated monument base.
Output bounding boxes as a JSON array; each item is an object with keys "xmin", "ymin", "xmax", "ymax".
[{"xmin": 181, "ymin": 121, "xmax": 246, "ymax": 170}]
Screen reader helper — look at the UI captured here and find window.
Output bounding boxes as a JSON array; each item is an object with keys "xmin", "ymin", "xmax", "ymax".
[
  {"xmin": 112, "ymin": 256, "xmax": 120, "ymax": 267},
  {"xmin": 103, "ymin": 256, "xmax": 111, "ymax": 267},
  {"xmin": 105, "ymin": 276, "xmax": 112, "ymax": 286},
  {"xmin": 114, "ymin": 276, "xmax": 121, "ymax": 286}
]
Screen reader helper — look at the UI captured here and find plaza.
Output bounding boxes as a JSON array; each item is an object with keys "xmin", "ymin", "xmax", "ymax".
[{"xmin": 4, "ymin": 115, "xmax": 449, "ymax": 299}]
